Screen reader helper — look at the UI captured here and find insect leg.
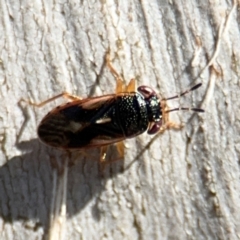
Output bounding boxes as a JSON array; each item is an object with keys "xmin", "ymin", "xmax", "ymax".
[
  {"xmin": 105, "ymin": 53, "xmax": 126, "ymax": 93},
  {"xmin": 19, "ymin": 92, "xmax": 82, "ymax": 108},
  {"xmin": 61, "ymin": 92, "xmax": 82, "ymax": 101},
  {"xmin": 106, "ymin": 53, "xmax": 136, "ymax": 93},
  {"xmin": 159, "ymin": 121, "xmax": 184, "ymax": 133},
  {"xmin": 98, "ymin": 146, "xmax": 108, "ymax": 175},
  {"xmin": 100, "ymin": 146, "xmax": 108, "ymax": 163},
  {"xmin": 99, "ymin": 143, "xmax": 125, "ymax": 173},
  {"xmin": 116, "ymin": 141, "xmax": 125, "ymax": 159},
  {"xmin": 126, "ymin": 78, "xmax": 136, "ymax": 92},
  {"xmin": 160, "ymin": 100, "xmax": 183, "ymax": 133}
]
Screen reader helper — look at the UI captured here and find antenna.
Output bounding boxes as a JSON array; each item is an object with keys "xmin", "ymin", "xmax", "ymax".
[
  {"xmin": 162, "ymin": 83, "xmax": 202, "ymax": 101},
  {"xmin": 165, "ymin": 107, "xmax": 204, "ymax": 113},
  {"xmin": 162, "ymin": 83, "xmax": 204, "ymax": 113}
]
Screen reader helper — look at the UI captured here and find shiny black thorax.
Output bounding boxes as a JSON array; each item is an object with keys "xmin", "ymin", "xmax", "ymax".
[{"xmin": 38, "ymin": 92, "xmax": 162, "ymax": 149}]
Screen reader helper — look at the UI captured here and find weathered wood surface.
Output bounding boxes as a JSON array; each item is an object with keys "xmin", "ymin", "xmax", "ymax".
[{"xmin": 0, "ymin": 0, "xmax": 239, "ymax": 239}]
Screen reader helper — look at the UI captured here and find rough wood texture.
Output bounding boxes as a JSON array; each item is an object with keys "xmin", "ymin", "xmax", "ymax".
[{"xmin": 0, "ymin": 0, "xmax": 239, "ymax": 239}]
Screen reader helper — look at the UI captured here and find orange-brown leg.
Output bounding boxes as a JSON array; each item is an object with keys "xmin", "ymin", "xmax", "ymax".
[
  {"xmin": 106, "ymin": 53, "xmax": 125, "ymax": 93},
  {"xmin": 105, "ymin": 53, "xmax": 136, "ymax": 163},
  {"xmin": 159, "ymin": 121, "xmax": 184, "ymax": 134},
  {"xmin": 126, "ymin": 78, "xmax": 136, "ymax": 92},
  {"xmin": 100, "ymin": 146, "xmax": 108, "ymax": 164},
  {"xmin": 99, "ymin": 144, "xmax": 124, "ymax": 164},
  {"xmin": 19, "ymin": 92, "xmax": 82, "ymax": 108},
  {"xmin": 160, "ymin": 100, "xmax": 183, "ymax": 133},
  {"xmin": 106, "ymin": 53, "xmax": 136, "ymax": 93},
  {"xmin": 98, "ymin": 146, "xmax": 108, "ymax": 175},
  {"xmin": 116, "ymin": 141, "xmax": 125, "ymax": 159},
  {"xmin": 104, "ymin": 52, "xmax": 137, "ymax": 165}
]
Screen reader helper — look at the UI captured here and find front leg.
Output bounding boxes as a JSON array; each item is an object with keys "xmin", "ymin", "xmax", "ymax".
[{"xmin": 106, "ymin": 52, "xmax": 136, "ymax": 93}]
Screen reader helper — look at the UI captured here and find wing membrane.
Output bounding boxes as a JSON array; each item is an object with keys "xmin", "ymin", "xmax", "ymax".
[{"xmin": 38, "ymin": 94, "xmax": 130, "ymax": 149}]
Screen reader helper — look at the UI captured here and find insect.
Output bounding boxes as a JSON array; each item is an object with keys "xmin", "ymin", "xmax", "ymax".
[{"xmin": 22, "ymin": 53, "xmax": 204, "ymax": 161}]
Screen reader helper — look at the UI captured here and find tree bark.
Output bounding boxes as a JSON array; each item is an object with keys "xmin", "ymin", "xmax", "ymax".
[{"xmin": 0, "ymin": 0, "xmax": 239, "ymax": 239}]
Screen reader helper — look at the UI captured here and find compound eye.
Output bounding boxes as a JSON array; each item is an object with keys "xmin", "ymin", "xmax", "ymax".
[
  {"xmin": 147, "ymin": 121, "xmax": 162, "ymax": 135},
  {"xmin": 138, "ymin": 86, "xmax": 156, "ymax": 98}
]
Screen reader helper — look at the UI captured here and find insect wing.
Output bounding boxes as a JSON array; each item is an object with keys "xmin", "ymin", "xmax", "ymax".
[{"xmin": 38, "ymin": 94, "xmax": 126, "ymax": 149}]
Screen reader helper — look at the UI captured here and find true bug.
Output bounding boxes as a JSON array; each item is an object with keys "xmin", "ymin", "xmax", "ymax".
[{"xmin": 22, "ymin": 53, "xmax": 204, "ymax": 161}]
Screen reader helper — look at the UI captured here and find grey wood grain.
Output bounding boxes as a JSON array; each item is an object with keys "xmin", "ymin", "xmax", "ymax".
[{"xmin": 0, "ymin": 0, "xmax": 239, "ymax": 239}]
